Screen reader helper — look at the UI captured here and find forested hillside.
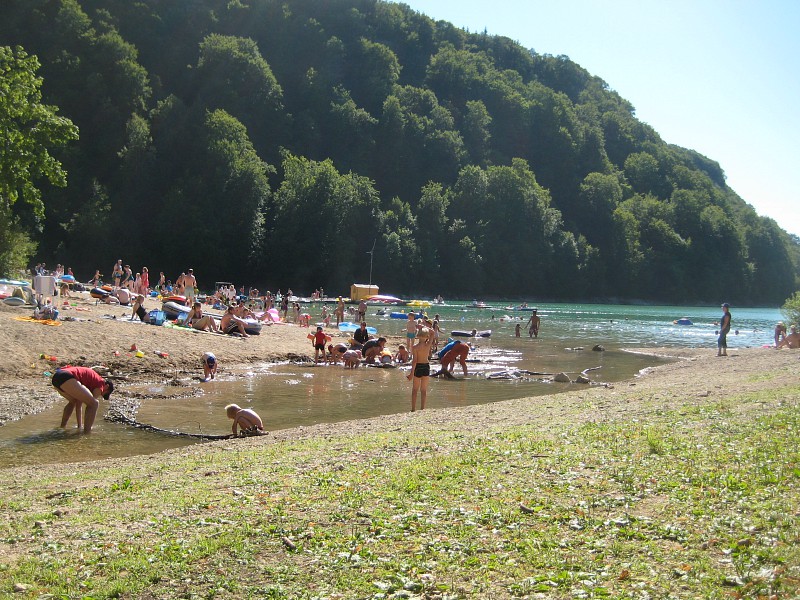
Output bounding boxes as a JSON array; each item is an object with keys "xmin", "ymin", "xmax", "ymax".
[{"xmin": 2, "ymin": 0, "xmax": 798, "ymax": 303}]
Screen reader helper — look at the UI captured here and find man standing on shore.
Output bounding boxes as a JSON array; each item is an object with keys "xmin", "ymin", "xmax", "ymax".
[
  {"xmin": 717, "ymin": 303, "xmax": 732, "ymax": 357},
  {"xmin": 112, "ymin": 259, "xmax": 123, "ymax": 288},
  {"xmin": 184, "ymin": 268, "xmax": 197, "ymax": 304}
]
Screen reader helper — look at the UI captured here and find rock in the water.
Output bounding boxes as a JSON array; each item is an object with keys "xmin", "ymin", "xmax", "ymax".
[
  {"xmin": 592, "ymin": 344, "xmax": 605, "ymax": 352},
  {"xmin": 553, "ymin": 372, "xmax": 571, "ymax": 383},
  {"xmin": 575, "ymin": 375, "xmax": 591, "ymax": 384}
]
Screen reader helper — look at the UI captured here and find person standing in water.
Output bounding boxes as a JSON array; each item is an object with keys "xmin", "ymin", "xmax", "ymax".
[
  {"xmin": 407, "ymin": 327, "xmax": 432, "ymax": 412},
  {"xmin": 717, "ymin": 303, "xmax": 732, "ymax": 356},
  {"xmin": 525, "ymin": 309, "xmax": 540, "ymax": 338}
]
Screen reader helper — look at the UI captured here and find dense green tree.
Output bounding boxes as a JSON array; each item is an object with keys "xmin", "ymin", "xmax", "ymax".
[
  {"xmin": 414, "ymin": 182, "xmax": 450, "ymax": 290},
  {"xmin": 608, "ymin": 206, "xmax": 645, "ymax": 296},
  {"xmin": 624, "ymin": 152, "xmax": 662, "ymax": 196},
  {"xmin": 781, "ymin": 291, "xmax": 800, "ymax": 326},
  {"xmin": 325, "ymin": 89, "xmax": 378, "ymax": 173},
  {"xmin": 152, "ymin": 109, "xmax": 272, "ymax": 282},
  {"xmin": 742, "ymin": 216, "xmax": 795, "ymax": 304},
  {"xmin": 461, "ymin": 99, "xmax": 492, "ymax": 165},
  {"xmin": 379, "ymin": 197, "xmax": 420, "ymax": 291},
  {"xmin": 194, "ymin": 34, "xmax": 285, "ymax": 162},
  {"xmin": 442, "ymin": 224, "xmax": 484, "ymax": 296},
  {"xmin": 1, "ymin": 0, "xmax": 796, "ymax": 301},
  {"xmin": 378, "ymin": 85, "xmax": 465, "ymax": 200},
  {"xmin": 0, "ymin": 46, "xmax": 78, "ymax": 274},
  {"xmin": 57, "ymin": 179, "xmax": 112, "ymax": 268},
  {"xmin": 448, "ymin": 160, "xmax": 562, "ymax": 295},
  {"xmin": 346, "ymin": 38, "xmax": 401, "ymax": 114},
  {"xmin": 266, "ymin": 153, "xmax": 380, "ymax": 291},
  {"xmin": 576, "ymin": 172, "xmax": 623, "ymax": 250},
  {"xmin": 110, "ymin": 113, "xmax": 157, "ymax": 250},
  {"xmin": 689, "ymin": 205, "xmax": 747, "ymax": 301}
]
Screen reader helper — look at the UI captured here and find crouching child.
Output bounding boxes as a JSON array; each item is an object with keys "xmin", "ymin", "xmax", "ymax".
[{"xmin": 225, "ymin": 403, "xmax": 266, "ymax": 437}]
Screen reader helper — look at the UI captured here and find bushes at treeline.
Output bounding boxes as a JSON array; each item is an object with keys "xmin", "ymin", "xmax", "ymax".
[{"xmin": 1, "ymin": 0, "xmax": 797, "ymax": 303}]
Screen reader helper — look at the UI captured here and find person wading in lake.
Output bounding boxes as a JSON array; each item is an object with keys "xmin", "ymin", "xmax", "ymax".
[
  {"xmin": 525, "ymin": 309, "xmax": 540, "ymax": 338},
  {"xmin": 52, "ymin": 366, "xmax": 114, "ymax": 433},
  {"xmin": 717, "ymin": 303, "xmax": 732, "ymax": 357}
]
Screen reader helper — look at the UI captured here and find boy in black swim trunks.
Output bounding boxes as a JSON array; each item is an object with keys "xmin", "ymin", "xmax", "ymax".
[
  {"xmin": 407, "ymin": 327, "xmax": 432, "ymax": 412},
  {"xmin": 311, "ymin": 326, "xmax": 328, "ymax": 363}
]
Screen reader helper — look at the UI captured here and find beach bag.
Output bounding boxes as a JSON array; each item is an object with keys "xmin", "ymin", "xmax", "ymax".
[{"xmin": 148, "ymin": 309, "xmax": 166, "ymax": 326}]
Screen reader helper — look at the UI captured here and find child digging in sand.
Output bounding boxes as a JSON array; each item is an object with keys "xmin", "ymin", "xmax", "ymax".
[
  {"xmin": 395, "ymin": 344, "xmax": 410, "ymax": 363},
  {"xmin": 202, "ymin": 352, "xmax": 217, "ymax": 382},
  {"xmin": 225, "ymin": 404, "xmax": 266, "ymax": 436}
]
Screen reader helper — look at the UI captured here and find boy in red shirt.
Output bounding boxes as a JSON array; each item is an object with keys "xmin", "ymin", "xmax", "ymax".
[{"xmin": 311, "ymin": 326, "xmax": 329, "ymax": 364}]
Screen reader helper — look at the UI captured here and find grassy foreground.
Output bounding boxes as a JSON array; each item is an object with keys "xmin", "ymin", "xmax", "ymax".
[{"xmin": 1, "ymin": 366, "xmax": 799, "ymax": 598}]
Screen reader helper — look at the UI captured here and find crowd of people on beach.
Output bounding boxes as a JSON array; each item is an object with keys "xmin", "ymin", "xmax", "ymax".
[
  {"xmin": 23, "ymin": 261, "xmax": 798, "ymax": 435},
  {"xmin": 34, "ymin": 259, "xmax": 482, "ymax": 434}
]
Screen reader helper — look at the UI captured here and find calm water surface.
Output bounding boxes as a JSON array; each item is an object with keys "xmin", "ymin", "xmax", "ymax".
[{"xmin": 0, "ymin": 302, "xmax": 782, "ymax": 467}]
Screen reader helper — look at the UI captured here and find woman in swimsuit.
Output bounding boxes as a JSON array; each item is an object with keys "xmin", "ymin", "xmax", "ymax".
[
  {"xmin": 51, "ymin": 366, "xmax": 114, "ymax": 433},
  {"xmin": 407, "ymin": 327, "xmax": 432, "ymax": 412}
]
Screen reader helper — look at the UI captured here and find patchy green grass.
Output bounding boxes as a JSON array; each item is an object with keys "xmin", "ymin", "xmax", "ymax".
[{"xmin": 1, "ymin": 386, "xmax": 799, "ymax": 598}]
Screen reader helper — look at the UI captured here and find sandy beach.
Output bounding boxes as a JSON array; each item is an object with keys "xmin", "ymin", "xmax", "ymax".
[{"xmin": 0, "ymin": 292, "xmax": 346, "ymax": 424}]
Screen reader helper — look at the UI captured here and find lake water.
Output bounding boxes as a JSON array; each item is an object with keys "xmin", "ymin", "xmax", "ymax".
[{"xmin": 0, "ymin": 302, "xmax": 782, "ymax": 467}]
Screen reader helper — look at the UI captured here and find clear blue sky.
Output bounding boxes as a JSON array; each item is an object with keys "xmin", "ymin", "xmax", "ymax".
[{"xmin": 396, "ymin": 0, "xmax": 800, "ymax": 237}]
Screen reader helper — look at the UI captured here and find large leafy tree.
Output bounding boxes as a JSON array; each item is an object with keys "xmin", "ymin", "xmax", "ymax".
[
  {"xmin": 154, "ymin": 109, "xmax": 272, "ymax": 282},
  {"xmin": 0, "ymin": 46, "xmax": 78, "ymax": 275},
  {"xmin": 194, "ymin": 34, "xmax": 285, "ymax": 162},
  {"xmin": 448, "ymin": 159, "xmax": 563, "ymax": 295},
  {"xmin": 265, "ymin": 153, "xmax": 381, "ymax": 291}
]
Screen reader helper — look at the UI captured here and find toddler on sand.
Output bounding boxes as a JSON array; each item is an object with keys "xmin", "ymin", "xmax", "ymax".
[{"xmin": 225, "ymin": 403, "xmax": 266, "ymax": 436}]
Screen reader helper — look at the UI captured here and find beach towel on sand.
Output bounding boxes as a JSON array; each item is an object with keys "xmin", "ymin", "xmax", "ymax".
[{"xmin": 15, "ymin": 316, "xmax": 62, "ymax": 326}]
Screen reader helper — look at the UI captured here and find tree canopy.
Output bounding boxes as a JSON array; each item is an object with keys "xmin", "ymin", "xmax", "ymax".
[
  {"xmin": 0, "ymin": 45, "xmax": 78, "ymax": 274},
  {"xmin": 1, "ymin": 0, "xmax": 797, "ymax": 303}
]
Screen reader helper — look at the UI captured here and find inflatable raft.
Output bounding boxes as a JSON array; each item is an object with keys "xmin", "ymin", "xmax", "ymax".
[
  {"xmin": 162, "ymin": 301, "xmax": 190, "ymax": 320},
  {"xmin": 240, "ymin": 318, "xmax": 263, "ymax": 335},
  {"xmin": 451, "ymin": 329, "xmax": 492, "ymax": 338}
]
